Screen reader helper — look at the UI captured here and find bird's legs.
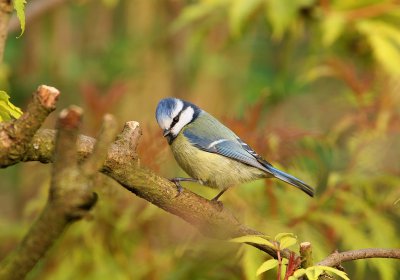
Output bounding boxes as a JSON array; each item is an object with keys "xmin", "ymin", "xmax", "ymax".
[
  {"xmin": 211, "ymin": 189, "xmax": 228, "ymax": 202},
  {"xmin": 170, "ymin": 177, "xmax": 201, "ymax": 194},
  {"xmin": 170, "ymin": 178, "xmax": 228, "ymax": 203}
]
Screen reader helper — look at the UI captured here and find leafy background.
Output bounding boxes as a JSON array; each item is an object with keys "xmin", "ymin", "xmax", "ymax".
[{"xmin": 1, "ymin": 0, "xmax": 400, "ymax": 279}]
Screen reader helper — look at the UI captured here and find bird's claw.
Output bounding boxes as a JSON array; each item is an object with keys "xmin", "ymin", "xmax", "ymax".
[
  {"xmin": 210, "ymin": 198, "xmax": 224, "ymax": 211},
  {"xmin": 170, "ymin": 178, "xmax": 184, "ymax": 197}
]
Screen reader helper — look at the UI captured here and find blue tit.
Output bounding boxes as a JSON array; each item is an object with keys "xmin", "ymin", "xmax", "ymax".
[{"xmin": 155, "ymin": 98, "xmax": 314, "ymax": 201}]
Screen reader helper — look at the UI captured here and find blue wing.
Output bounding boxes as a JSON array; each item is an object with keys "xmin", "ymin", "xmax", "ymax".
[
  {"xmin": 183, "ymin": 128, "xmax": 271, "ymax": 172},
  {"xmin": 182, "ymin": 112, "xmax": 315, "ymax": 197}
]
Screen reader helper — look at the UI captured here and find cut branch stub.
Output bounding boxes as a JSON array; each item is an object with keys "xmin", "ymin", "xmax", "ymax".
[
  {"xmin": 300, "ymin": 241, "xmax": 313, "ymax": 268},
  {"xmin": 0, "ymin": 85, "xmax": 60, "ymax": 167}
]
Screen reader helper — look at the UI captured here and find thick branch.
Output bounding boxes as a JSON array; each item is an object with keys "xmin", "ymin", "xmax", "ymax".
[
  {"xmin": 0, "ymin": 85, "xmax": 60, "ymax": 167},
  {"xmin": 21, "ymin": 125, "xmax": 283, "ymax": 258},
  {"xmin": 317, "ymin": 248, "xmax": 400, "ymax": 267},
  {"xmin": 0, "ymin": 108, "xmax": 117, "ymax": 279}
]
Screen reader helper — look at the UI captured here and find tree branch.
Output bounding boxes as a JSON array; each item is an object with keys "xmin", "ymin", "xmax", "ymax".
[
  {"xmin": 20, "ymin": 125, "xmax": 284, "ymax": 259},
  {"xmin": 0, "ymin": 85, "xmax": 60, "ymax": 167},
  {"xmin": 317, "ymin": 248, "xmax": 400, "ymax": 267},
  {"xmin": 0, "ymin": 107, "xmax": 117, "ymax": 279}
]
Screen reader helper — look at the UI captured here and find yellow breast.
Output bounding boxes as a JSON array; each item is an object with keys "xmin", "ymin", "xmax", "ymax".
[{"xmin": 170, "ymin": 132, "xmax": 266, "ymax": 190}]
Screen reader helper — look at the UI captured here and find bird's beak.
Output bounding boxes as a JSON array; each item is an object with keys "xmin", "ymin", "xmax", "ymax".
[{"xmin": 163, "ymin": 129, "xmax": 171, "ymax": 137}]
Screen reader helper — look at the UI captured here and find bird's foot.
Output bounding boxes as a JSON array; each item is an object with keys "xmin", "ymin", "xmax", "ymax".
[
  {"xmin": 170, "ymin": 178, "xmax": 184, "ymax": 197},
  {"xmin": 210, "ymin": 190, "xmax": 227, "ymax": 211},
  {"xmin": 170, "ymin": 177, "xmax": 201, "ymax": 197},
  {"xmin": 210, "ymin": 189, "xmax": 227, "ymax": 202},
  {"xmin": 210, "ymin": 198, "xmax": 224, "ymax": 211}
]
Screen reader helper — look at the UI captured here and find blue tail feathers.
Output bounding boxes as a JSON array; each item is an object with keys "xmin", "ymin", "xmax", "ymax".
[{"xmin": 268, "ymin": 166, "xmax": 314, "ymax": 197}]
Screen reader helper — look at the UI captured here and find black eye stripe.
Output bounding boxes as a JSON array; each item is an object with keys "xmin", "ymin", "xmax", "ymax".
[{"xmin": 170, "ymin": 110, "xmax": 183, "ymax": 129}]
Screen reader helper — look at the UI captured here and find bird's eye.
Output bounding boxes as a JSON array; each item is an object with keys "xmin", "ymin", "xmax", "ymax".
[{"xmin": 173, "ymin": 116, "xmax": 179, "ymax": 122}]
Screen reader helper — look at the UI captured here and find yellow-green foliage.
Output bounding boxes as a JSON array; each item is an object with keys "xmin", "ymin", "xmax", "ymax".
[
  {"xmin": 290, "ymin": 266, "xmax": 349, "ymax": 280},
  {"xmin": 13, "ymin": 0, "xmax": 27, "ymax": 37},
  {"xmin": 0, "ymin": 91, "xmax": 22, "ymax": 121},
  {"xmin": 231, "ymin": 233, "xmax": 350, "ymax": 279},
  {"xmin": 2, "ymin": 0, "xmax": 400, "ymax": 279}
]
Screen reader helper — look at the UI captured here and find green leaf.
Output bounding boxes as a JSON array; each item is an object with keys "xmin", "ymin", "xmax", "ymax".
[
  {"xmin": 293, "ymin": 268, "xmax": 306, "ymax": 278},
  {"xmin": 0, "ymin": 109, "xmax": 10, "ymax": 121},
  {"xmin": 256, "ymin": 259, "xmax": 279, "ymax": 276},
  {"xmin": 274, "ymin": 232, "xmax": 296, "ymax": 241},
  {"xmin": 300, "ymin": 266, "xmax": 350, "ymax": 280},
  {"xmin": 314, "ymin": 266, "xmax": 323, "ymax": 276},
  {"xmin": 13, "ymin": 0, "xmax": 27, "ymax": 37},
  {"xmin": 305, "ymin": 269, "xmax": 319, "ymax": 280},
  {"xmin": 0, "ymin": 91, "xmax": 23, "ymax": 121},
  {"xmin": 314, "ymin": 266, "xmax": 350, "ymax": 280},
  {"xmin": 278, "ymin": 236, "xmax": 297, "ymax": 250},
  {"xmin": 230, "ymin": 235, "xmax": 274, "ymax": 248}
]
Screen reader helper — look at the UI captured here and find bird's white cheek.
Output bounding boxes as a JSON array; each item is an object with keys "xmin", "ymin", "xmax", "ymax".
[{"xmin": 171, "ymin": 106, "xmax": 194, "ymax": 135}]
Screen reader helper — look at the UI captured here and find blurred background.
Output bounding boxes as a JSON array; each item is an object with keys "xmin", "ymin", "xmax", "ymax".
[{"xmin": 1, "ymin": 0, "xmax": 400, "ymax": 279}]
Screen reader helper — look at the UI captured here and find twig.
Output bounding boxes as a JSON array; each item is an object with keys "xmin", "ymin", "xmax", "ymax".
[
  {"xmin": 300, "ymin": 242, "xmax": 313, "ymax": 268},
  {"xmin": 0, "ymin": 108, "xmax": 118, "ymax": 279},
  {"xmin": 0, "ymin": 85, "xmax": 60, "ymax": 167},
  {"xmin": 317, "ymin": 248, "xmax": 400, "ymax": 267},
  {"xmin": 277, "ymin": 244, "xmax": 282, "ymax": 280}
]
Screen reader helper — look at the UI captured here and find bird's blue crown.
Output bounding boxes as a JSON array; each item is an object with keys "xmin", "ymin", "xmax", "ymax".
[{"xmin": 155, "ymin": 98, "xmax": 201, "ymax": 130}]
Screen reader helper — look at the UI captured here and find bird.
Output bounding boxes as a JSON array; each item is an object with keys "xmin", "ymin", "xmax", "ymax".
[{"xmin": 155, "ymin": 97, "xmax": 314, "ymax": 201}]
